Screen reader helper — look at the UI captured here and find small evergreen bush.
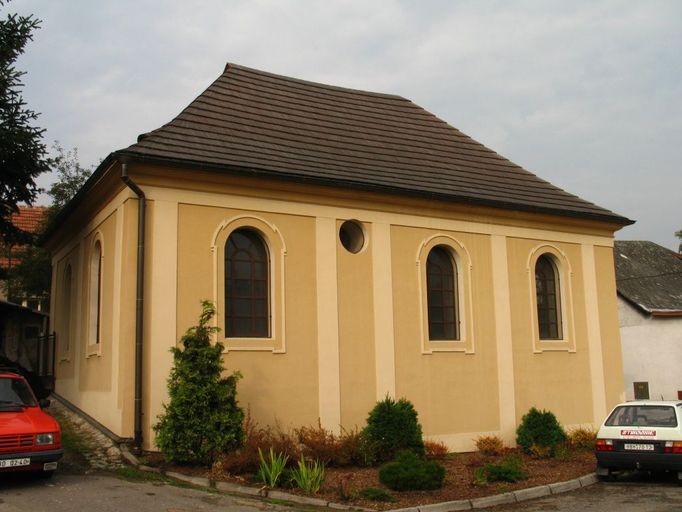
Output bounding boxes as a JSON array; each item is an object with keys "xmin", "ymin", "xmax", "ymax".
[
  {"xmin": 154, "ymin": 301, "xmax": 244, "ymax": 465},
  {"xmin": 516, "ymin": 407, "xmax": 566, "ymax": 455},
  {"xmin": 473, "ymin": 453, "xmax": 527, "ymax": 484},
  {"xmin": 378, "ymin": 451, "xmax": 445, "ymax": 491},
  {"xmin": 362, "ymin": 396, "xmax": 425, "ymax": 463},
  {"xmin": 358, "ymin": 487, "xmax": 395, "ymax": 502}
]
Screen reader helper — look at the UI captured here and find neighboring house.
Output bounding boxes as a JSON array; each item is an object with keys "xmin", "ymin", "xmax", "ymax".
[
  {"xmin": 614, "ymin": 241, "xmax": 682, "ymax": 401},
  {"xmin": 43, "ymin": 63, "xmax": 633, "ymax": 451},
  {"xmin": 0, "ymin": 206, "xmax": 49, "ymax": 312}
]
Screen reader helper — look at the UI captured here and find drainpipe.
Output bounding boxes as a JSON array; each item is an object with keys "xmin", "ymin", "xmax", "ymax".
[{"xmin": 121, "ymin": 162, "xmax": 145, "ymax": 454}]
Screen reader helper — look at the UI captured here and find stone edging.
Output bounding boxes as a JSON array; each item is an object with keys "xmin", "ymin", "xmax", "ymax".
[{"xmin": 119, "ymin": 445, "xmax": 598, "ymax": 511}]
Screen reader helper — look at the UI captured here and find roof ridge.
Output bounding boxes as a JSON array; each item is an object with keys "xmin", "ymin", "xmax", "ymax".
[{"xmin": 224, "ymin": 62, "xmax": 408, "ymax": 101}]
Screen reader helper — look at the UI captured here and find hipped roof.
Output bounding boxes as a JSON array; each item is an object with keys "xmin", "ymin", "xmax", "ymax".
[
  {"xmin": 114, "ymin": 63, "xmax": 631, "ymax": 226},
  {"xmin": 614, "ymin": 241, "xmax": 682, "ymax": 316}
]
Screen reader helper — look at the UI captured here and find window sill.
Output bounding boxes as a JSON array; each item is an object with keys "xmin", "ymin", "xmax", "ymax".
[
  {"xmin": 222, "ymin": 337, "xmax": 285, "ymax": 353},
  {"xmin": 422, "ymin": 340, "xmax": 474, "ymax": 355}
]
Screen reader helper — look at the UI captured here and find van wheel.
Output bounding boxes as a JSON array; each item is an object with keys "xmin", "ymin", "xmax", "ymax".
[{"xmin": 597, "ymin": 467, "xmax": 614, "ymax": 482}]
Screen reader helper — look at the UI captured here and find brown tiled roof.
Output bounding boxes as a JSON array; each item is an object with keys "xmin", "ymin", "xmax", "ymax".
[
  {"xmin": 117, "ymin": 63, "xmax": 630, "ymax": 224},
  {"xmin": 614, "ymin": 241, "xmax": 682, "ymax": 316}
]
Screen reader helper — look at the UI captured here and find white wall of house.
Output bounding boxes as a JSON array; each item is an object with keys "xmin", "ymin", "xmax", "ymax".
[{"xmin": 619, "ymin": 296, "xmax": 682, "ymax": 401}]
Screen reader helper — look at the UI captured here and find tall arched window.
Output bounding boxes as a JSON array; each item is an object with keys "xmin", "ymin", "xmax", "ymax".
[
  {"xmin": 225, "ymin": 228, "xmax": 270, "ymax": 338},
  {"xmin": 88, "ymin": 240, "xmax": 102, "ymax": 345},
  {"xmin": 535, "ymin": 254, "xmax": 562, "ymax": 340},
  {"xmin": 61, "ymin": 264, "xmax": 72, "ymax": 354},
  {"xmin": 426, "ymin": 245, "xmax": 459, "ymax": 340}
]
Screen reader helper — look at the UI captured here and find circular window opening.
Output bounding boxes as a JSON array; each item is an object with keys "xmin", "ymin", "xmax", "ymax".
[{"xmin": 339, "ymin": 220, "xmax": 365, "ymax": 254}]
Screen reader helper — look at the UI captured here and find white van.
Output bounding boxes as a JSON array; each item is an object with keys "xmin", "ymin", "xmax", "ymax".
[{"xmin": 595, "ymin": 401, "xmax": 682, "ymax": 480}]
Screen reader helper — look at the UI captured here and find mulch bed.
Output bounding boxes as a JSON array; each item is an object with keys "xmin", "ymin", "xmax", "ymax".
[{"xmin": 140, "ymin": 449, "xmax": 596, "ymax": 510}]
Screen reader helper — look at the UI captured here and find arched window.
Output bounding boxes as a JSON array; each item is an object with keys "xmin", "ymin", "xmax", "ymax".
[
  {"xmin": 61, "ymin": 264, "xmax": 72, "ymax": 354},
  {"xmin": 535, "ymin": 254, "xmax": 562, "ymax": 340},
  {"xmin": 225, "ymin": 228, "xmax": 270, "ymax": 338},
  {"xmin": 88, "ymin": 240, "xmax": 102, "ymax": 345},
  {"xmin": 426, "ymin": 245, "xmax": 459, "ymax": 340}
]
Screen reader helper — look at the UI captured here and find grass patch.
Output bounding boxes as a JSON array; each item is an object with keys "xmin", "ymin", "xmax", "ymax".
[{"xmin": 114, "ymin": 466, "xmax": 171, "ymax": 483}]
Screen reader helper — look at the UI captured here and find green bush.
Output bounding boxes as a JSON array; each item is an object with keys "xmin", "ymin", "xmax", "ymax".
[
  {"xmin": 362, "ymin": 396, "xmax": 425, "ymax": 463},
  {"xmin": 378, "ymin": 451, "xmax": 445, "ymax": 491},
  {"xmin": 516, "ymin": 407, "xmax": 566, "ymax": 455},
  {"xmin": 358, "ymin": 487, "xmax": 395, "ymax": 502},
  {"xmin": 473, "ymin": 454, "xmax": 527, "ymax": 485},
  {"xmin": 154, "ymin": 301, "xmax": 244, "ymax": 465}
]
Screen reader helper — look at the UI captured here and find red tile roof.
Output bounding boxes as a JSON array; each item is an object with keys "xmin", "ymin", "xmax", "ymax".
[
  {"xmin": 0, "ymin": 207, "xmax": 48, "ymax": 269},
  {"xmin": 9, "ymin": 207, "xmax": 47, "ymax": 235},
  {"xmin": 118, "ymin": 63, "xmax": 631, "ymax": 225}
]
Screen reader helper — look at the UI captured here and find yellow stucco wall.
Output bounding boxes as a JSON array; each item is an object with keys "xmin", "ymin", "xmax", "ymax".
[{"xmin": 48, "ymin": 162, "xmax": 627, "ymax": 451}]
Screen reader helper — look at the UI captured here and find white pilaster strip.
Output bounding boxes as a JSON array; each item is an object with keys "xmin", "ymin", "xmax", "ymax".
[
  {"xmin": 490, "ymin": 235, "xmax": 517, "ymax": 444},
  {"xmin": 111, "ymin": 205, "xmax": 124, "ymax": 433},
  {"xmin": 372, "ymin": 222, "xmax": 396, "ymax": 399},
  {"xmin": 582, "ymin": 243, "xmax": 607, "ymax": 423},
  {"xmin": 315, "ymin": 217, "xmax": 341, "ymax": 432},
  {"xmin": 146, "ymin": 199, "xmax": 178, "ymax": 447}
]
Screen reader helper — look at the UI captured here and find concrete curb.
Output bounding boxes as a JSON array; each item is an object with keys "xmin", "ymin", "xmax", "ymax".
[{"xmin": 119, "ymin": 445, "xmax": 597, "ymax": 511}]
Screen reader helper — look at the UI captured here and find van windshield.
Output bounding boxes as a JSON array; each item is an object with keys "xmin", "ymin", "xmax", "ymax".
[{"xmin": 605, "ymin": 405, "xmax": 677, "ymax": 428}]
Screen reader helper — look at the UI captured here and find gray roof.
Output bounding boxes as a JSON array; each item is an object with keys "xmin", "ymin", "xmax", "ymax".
[
  {"xmin": 614, "ymin": 241, "xmax": 682, "ymax": 316},
  {"xmin": 116, "ymin": 63, "xmax": 632, "ymax": 225}
]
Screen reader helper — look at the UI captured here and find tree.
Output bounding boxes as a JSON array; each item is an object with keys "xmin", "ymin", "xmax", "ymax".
[
  {"xmin": 0, "ymin": 1, "xmax": 51, "ymax": 245},
  {"xmin": 1, "ymin": 142, "xmax": 90, "ymax": 303},
  {"xmin": 154, "ymin": 301, "xmax": 245, "ymax": 465},
  {"xmin": 676, "ymin": 229, "xmax": 681, "ymax": 253},
  {"xmin": 47, "ymin": 142, "xmax": 92, "ymax": 213}
]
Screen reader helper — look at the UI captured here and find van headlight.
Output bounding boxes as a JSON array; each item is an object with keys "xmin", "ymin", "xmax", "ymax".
[{"xmin": 35, "ymin": 433, "xmax": 54, "ymax": 445}]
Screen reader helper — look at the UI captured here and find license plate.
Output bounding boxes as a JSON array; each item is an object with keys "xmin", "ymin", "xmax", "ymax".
[
  {"xmin": 624, "ymin": 443, "xmax": 655, "ymax": 451},
  {"xmin": 0, "ymin": 458, "xmax": 31, "ymax": 468}
]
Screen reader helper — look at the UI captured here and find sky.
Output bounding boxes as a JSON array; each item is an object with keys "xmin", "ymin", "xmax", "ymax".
[{"xmin": 8, "ymin": 0, "xmax": 682, "ymax": 250}]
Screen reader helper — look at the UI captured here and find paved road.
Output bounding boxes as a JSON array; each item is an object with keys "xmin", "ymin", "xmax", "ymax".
[
  {"xmin": 0, "ymin": 472, "xmax": 291, "ymax": 512},
  {"xmin": 491, "ymin": 472, "xmax": 682, "ymax": 512}
]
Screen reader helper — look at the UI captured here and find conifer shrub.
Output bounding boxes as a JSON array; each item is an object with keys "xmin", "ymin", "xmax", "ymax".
[
  {"xmin": 154, "ymin": 301, "xmax": 244, "ymax": 465},
  {"xmin": 378, "ymin": 451, "xmax": 445, "ymax": 491},
  {"xmin": 516, "ymin": 407, "xmax": 567, "ymax": 455},
  {"xmin": 362, "ymin": 396, "xmax": 425, "ymax": 463},
  {"xmin": 473, "ymin": 453, "xmax": 527, "ymax": 485}
]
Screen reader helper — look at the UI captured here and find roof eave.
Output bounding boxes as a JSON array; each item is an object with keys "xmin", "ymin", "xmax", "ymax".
[{"xmin": 113, "ymin": 150, "xmax": 635, "ymax": 228}]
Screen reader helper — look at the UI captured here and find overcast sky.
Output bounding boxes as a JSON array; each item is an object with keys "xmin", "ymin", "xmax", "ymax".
[{"xmin": 9, "ymin": 0, "xmax": 682, "ymax": 249}]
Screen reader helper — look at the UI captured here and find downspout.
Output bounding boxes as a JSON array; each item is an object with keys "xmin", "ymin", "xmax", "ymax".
[{"xmin": 121, "ymin": 162, "xmax": 145, "ymax": 454}]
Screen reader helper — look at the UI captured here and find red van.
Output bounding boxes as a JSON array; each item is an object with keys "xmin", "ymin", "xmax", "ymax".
[{"xmin": 0, "ymin": 371, "xmax": 63, "ymax": 477}]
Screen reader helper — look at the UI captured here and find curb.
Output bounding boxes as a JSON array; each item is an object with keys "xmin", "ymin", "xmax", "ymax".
[{"xmin": 119, "ymin": 446, "xmax": 597, "ymax": 511}]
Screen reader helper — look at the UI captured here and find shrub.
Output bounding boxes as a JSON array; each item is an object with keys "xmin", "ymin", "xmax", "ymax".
[
  {"xmin": 378, "ymin": 451, "xmax": 445, "ymax": 491},
  {"xmin": 529, "ymin": 443, "xmax": 552, "ymax": 458},
  {"xmin": 288, "ymin": 456, "xmax": 326, "ymax": 494},
  {"xmin": 154, "ymin": 301, "xmax": 244, "ymax": 465},
  {"xmin": 359, "ymin": 487, "xmax": 395, "ymax": 502},
  {"xmin": 475, "ymin": 435, "xmax": 505, "ymax": 456},
  {"xmin": 424, "ymin": 440, "xmax": 449, "ymax": 459},
  {"xmin": 473, "ymin": 454, "xmax": 527, "ymax": 485},
  {"xmin": 362, "ymin": 396, "xmax": 425, "ymax": 463},
  {"xmin": 219, "ymin": 411, "xmax": 300, "ymax": 474},
  {"xmin": 257, "ymin": 448, "xmax": 288, "ymax": 487},
  {"xmin": 516, "ymin": 407, "xmax": 567, "ymax": 455},
  {"xmin": 568, "ymin": 427, "xmax": 597, "ymax": 451}
]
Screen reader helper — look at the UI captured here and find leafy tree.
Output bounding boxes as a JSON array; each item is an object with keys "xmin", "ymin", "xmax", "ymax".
[
  {"xmin": 154, "ymin": 301, "xmax": 245, "ymax": 465},
  {"xmin": 46, "ymin": 142, "xmax": 92, "ymax": 213},
  {"xmin": 0, "ymin": 1, "xmax": 50, "ymax": 245}
]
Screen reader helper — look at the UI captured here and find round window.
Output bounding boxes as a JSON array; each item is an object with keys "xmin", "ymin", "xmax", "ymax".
[{"xmin": 339, "ymin": 220, "xmax": 365, "ymax": 254}]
